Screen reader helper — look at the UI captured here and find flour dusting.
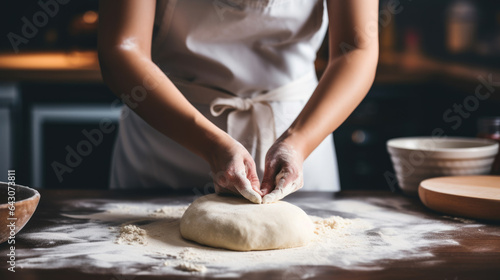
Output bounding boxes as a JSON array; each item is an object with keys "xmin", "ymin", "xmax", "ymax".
[
  {"xmin": 313, "ymin": 215, "xmax": 370, "ymax": 234},
  {"xmin": 116, "ymin": 224, "xmax": 148, "ymax": 245},
  {"xmin": 442, "ymin": 215, "xmax": 476, "ymax": 224},
  {"xmin": 14, "ymin": 195, "xmax": 488, "ymax": 277},
  {"xmin": 149, "ymin": 206, "xmax": 188, "ymax": 218},
  {"xmin": 176, "ymin": 262, "xmax": 207, "ymax": 273}
]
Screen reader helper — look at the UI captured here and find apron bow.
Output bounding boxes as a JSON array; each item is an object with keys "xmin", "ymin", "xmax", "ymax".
[
  {"xmin": 210, "ymin": 97, "xmax": 255, "ymax": 116},
  {"xmin": 170, "ymin": 71, "xmax": 318, "ymax": 179}
]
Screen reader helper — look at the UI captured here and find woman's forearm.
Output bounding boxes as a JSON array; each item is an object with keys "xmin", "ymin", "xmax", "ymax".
[
  {"xmin": 283, "ymin": 47, "xmax": 379, "ymax": 159},
  {"xmin": 99, "ymin": 48, "xmax": 229, "ymax": 162}
]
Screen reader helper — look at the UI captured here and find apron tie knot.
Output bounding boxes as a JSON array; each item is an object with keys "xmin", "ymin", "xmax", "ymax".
[{"xmin": 210, "ymin": 97, "xmax": 255, "ymax": 116}]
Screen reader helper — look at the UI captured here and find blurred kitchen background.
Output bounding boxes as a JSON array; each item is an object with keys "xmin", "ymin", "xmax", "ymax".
[{"xmin": 0, "ymin": 0, "xmax": 499, "ymax": 190}]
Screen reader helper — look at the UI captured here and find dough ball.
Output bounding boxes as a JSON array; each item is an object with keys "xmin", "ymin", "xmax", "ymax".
[{"xmin": 179, "ymin": 194, "xmax": 314, "ymax": 251}]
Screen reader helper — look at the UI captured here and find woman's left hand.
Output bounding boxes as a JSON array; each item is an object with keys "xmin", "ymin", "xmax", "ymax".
[{"xmin": 260, "ymin": 137, "xmax": 304, "ymax": 204}]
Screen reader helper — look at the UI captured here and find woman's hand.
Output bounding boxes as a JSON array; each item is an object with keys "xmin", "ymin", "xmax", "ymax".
[
  {"xmin": 260, "ymin": 136, "xmax": 304, "ymax": 204},
  {"xmin": 208, "ymin": 135, "xmax": 263, "ymax": 204}
]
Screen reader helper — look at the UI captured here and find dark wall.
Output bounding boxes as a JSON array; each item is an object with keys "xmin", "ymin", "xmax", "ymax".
[{"xmin": 0, "ymin": 0, "xmax": 98, "ymax": 52}]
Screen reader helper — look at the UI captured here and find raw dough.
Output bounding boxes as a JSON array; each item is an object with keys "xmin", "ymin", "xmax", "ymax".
[{"xmin": 179, "ymin": 194, "xmax": 314, "ymax": 251}]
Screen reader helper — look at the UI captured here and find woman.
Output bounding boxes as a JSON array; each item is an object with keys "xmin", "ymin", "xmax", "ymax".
[{"xmin": 98, "ymin": 0, "xmax": 379, "ymax": 204}]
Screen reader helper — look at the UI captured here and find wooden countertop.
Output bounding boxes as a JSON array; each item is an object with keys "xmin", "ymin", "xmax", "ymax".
[{"xmin": 0, "ymin": 189, "xmax": 499, "ymax": 280}]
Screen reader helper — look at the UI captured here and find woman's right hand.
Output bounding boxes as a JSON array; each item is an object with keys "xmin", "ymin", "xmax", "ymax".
[{"xmin": 207, "ymin": 135, "xmax": 263, "ymax": 204}]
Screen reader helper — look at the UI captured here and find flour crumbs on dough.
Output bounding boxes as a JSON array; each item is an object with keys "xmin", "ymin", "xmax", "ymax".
[{"xmin": 115, "ymin": 224, "xmax": 148, "ymax": 245}]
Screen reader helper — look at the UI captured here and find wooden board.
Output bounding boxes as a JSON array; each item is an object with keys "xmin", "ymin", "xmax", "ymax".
[{"xmin": 419, "ymin": 175, "xmax": 500, "ymax": 221}]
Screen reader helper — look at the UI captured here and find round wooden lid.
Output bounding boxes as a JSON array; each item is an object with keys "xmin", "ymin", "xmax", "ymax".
[{"xmin": 418, "ymin": 175, "xmax": 500, "ymax": 221}]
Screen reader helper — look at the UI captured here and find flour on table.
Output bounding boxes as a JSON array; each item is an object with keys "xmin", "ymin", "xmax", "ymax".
[
  {"xmin": 442, "ymin": 215, "xmax": 476, "ymax": 224},
  {"xmin": 176, "ymin": 262, "xmax": 207, "ymax": 273},
  {"xmin": 116, "ymin": 210, "xmax": 373, "ymax": 271},
  {"xmin": 115, "ymin": 224, "xmax": 147, "ymax": 245},
  {"xmin": 313, "ymin": 215, "xmax": 370, "ymax": 234},
  {"xmin": 15, "ymin": 196, "xmax": 484, "ymax": 277},
  {"xmin": 149, "ymin": 206, "xmax": 188, "ymax": 218}
]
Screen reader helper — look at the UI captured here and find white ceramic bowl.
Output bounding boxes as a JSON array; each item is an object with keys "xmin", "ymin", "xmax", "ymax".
[{"xmin": 387, "ymin": 137, "xmax": 499, "ymax": 195}]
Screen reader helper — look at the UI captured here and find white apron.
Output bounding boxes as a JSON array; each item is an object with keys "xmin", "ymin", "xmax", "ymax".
[{"xmin": 110, "ymin": 0, "xmax": 340, "ymax": 191}]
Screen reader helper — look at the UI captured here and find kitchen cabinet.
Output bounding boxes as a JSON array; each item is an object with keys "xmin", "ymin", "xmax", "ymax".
[
  {"xmin": 0, "ymin": 52, "xmax": 123, "ymax": 189},
  {"xmin": 19, "ymin": 83, "xmax": 120, "ymax": 189},
  {"xmin": 0, "ymin": 83, "xmax": 18, "ymax": 182}
]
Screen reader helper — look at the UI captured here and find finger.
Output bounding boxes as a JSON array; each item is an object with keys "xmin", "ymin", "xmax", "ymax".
[
  {"xmin": 233, "ymin": 173, "xmax": 262, "ymax": 204},
  {"xmin": 262, "ymin": 170, "xmax": 300, "ymax": 204},
  {"xmin": 245, "ymin": 159, "xmax": 263, "ymax": 196},
  {"xmin": 260, "ymin": 160, "xmax": 277, "ymax": 196}
]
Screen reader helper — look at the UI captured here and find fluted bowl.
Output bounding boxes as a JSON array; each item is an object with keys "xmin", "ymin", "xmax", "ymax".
[{"xmin": 387, "ymin": 137, "xmax": 499, "ymax": 195}]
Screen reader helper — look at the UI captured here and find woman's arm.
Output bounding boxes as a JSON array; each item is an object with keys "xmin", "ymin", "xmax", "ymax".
[
  {"xmin": 98, "ymin": 0, "xmax": 222, "ymax": 160},
  {"xmin": 287, "ymin": 0, "xmax": 379, "ymax": 158},
  {"xmin": 261, "ymin": 0, "xmax": 379, "ymax": 202},
  {"xmin": 98, "ymin": 0, "xmax": 262, "ymax": 203}
]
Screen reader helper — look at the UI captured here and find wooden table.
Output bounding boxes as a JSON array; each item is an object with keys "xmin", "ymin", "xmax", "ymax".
[{"xmin": 1, "ymin": 189, "xmax": 499, "ymax": 280}]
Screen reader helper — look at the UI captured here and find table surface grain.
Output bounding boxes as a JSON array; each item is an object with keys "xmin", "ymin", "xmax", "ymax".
[{"xmin": 1, "ymin": 189, "xmax": 499, "ymax": 280}]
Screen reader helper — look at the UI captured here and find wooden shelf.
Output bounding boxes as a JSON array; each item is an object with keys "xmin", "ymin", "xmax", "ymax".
[
  {"xmin": 1, "ymin": 50, "xmax": 499, "ymax": 96},
  {"xmin": 376, "ymin": 52, "xmax": 500, "ymax": 96},
  {"xmin": 0, "ymin": 51, "xmax": 102, "ymax": 83}
]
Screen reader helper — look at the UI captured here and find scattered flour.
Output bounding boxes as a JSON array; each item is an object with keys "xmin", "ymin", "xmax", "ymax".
[
  {"xmin": 149, "ymin": 206, "xmax": 188, "ymax": 218},
  {"xmin": 442, "ymin": 215, "xmax": 476, "ymax": 224},
  {"xmin": 313, "ymin": 215, "xmax": 370, "ymax": 234},
  {"xmin": 178, "ymin": 248, "xmax": 199, "ymax": 261},
  {"xmin": 115, "ymin": 224, "xmax": 148, "ymax": 245},
  {"xmin": 14, "ymin": 196, "xmax": 488, "ymax": 277},
  {"xmin": 176, "ymin": 262, "xmax": 207, "ymax": 273}
]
